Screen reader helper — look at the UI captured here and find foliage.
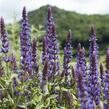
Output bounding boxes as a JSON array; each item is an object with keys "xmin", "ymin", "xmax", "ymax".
[
  {"xmin": 0, "ymin": 6, "xmax": 109, "ymax": 109},
  {"xmin": 28, "ymin": 5, "xmax": 109, "ymax": 52}
]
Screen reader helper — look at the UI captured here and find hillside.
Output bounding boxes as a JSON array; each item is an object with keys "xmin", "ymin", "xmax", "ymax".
[
  {"xmin": 28, "ymin": 5, "xmax": 109, "ymax": 52},
  {"xmin": 7, "ymin": 5, "xmax": 109, "ymax": 54}
]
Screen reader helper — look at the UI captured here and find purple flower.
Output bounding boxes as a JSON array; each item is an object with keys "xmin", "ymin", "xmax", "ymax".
[
  {"xmin": 63, "ymin": 30, "xmax": 72, "ymax": 85},
  {"xmin": 45, "ymin": 6, "xmax": 54, "ymax": 54},
  {"xmin": 89, "ymin": 51, "xmax": 100, "ymax": 106},
  {"xmin": 42, "ymin": 59, "xmax": 49, "ymax": 93},
  {"xmin": 0, "ymin": 17, "xmax": 9, "ymax": 54},
  {"xmin": 76, "ymin": 46, "xmax": 88, "ymax": 87},
  {"xmin": 76, "ymin": 68, "xmax": 94, "ymax": 109},
  {"xmin": 42, "ymin": 37, "xmax": 48, "ymax": 65},
  {"xmin": 31, "ymin": 38, "xmax": 39, "ymax": 74},
  {"xmin": 42, "ymin": 59, "xmax": 49, "ymax": 81},
  {"xmin": 89, "ymin": 26, "xmax": 98, "ymax": 68},
  {"xmin": 88, "ymin": 26, "xmax": 100, "ymax": 106},
  {"xmin": 49, "ymin": 24, "xmax": 60, "ymax": 76},
  {"xmin": 20, "ymin": 7, "xmax": 32, "ymax": 74},
  {"xmin": 45, "ymin": 6, "xmax": 59, "ymax": 79},
  {"xmin": 76, "ymin": 47, "xmax": 94, "ymax": 108},
  {"xmin": 0, "ymin": 17, "xmax": 11, "ymax": 63}
]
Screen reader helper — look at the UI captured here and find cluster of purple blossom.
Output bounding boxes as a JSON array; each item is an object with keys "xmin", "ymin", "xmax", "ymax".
[{"xmin": 0, "ymin": 6, "xmax": 109, "ymax": 109}]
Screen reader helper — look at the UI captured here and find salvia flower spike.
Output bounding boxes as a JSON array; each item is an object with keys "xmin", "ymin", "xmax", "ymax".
[
  {"xmin": 88, "ymin": 26, "xmax": 100, "ymax": 106},
  {"xmin": 20, "ymin": 6, "xmax": 32, "ymax": 74},
  {"xmin": 76, "ymin": 68, "xmax": 93, "ymax": 109},
  {"xmin": 42, "ymin": 37, "xmax": 48, "ymax": 65},
  {"xmin": 45, "ymin": 5, "xmax": 54, "ymax": 55},
  {"xmin": 48, "ymin": 5, "xmax": 52, "ymax": 21},
  {"xmin": 63, "ymin": 30, "xmax": 72, "ymax": 85},
  {"xmin": 89, "ymin": 51, "xmax": 100, "ymax": 106},
  {"xmin": 49, "ymin": 24, "xmax": 60, "ymax": 77},
  {"xmin": 0, "ymin": 17, "xmax": 10, "ymax": 54},
  {"xmin": 0, "ymin": 17, "xmax": 11, "ymax": 62},
  {"xmin": 31, "ymin": 38, "xmax": 38, "ymax": 74},
  {"xmin": 45, "ymin": 7, "xmax": 60, "ymax": 79},
  {"xmin": 42, "ymin": 59, "xmax": 49, "ymax": 93}
]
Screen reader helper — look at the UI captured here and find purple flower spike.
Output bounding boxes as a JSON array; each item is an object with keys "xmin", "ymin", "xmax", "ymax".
[
  {"xmin": 50, "ymin": 24, "xmax": 60, "ymax": 74},
  {"xmin": 76, "ymin": 47, "xmax": 88, "ymax": 92},
  {"xmin": 46, "ymin": 6, "xmax": 54, "ymax": 49},
  {"xmin": 42, "ymin": 59, "xmax": 49, "ymax": 93},
  {"xmin": 89, "ymin": 25, "xmax": 98, "ymax": 64},
  {"xmin": 20, "ymin": 7, "xmax": 32, "ymax": 74},
  {"xmin": 42, "ymin": 37, "xmax": 48, "ymax": 65},
  {"xmin": 79, "ymin": 47, "xmax": 87, "ymax": 81},
  {"xmin": 47, "ymin": 6, "xmax": 52, "ymax": 21},
  {"xmin": 31, "ymin": 38, "xmax": 39, "ymax": 74},
  {"xmin": 42, "ymin": 59, "xmax": 49, "ymax": 81},
  {"xmin": 89, "ymin": 51, "xmax": 100, "ymax": 106},
  {"xmin": 0, "ymin": 17, "xmax": 9, "ymax": 54},
  {"xmin": 88, "ymin": 26, "xmax": 100, "ymax": 106},
  {"xmin": 63, "ymin": 30, "xmax": 72, "ymax": 85},
  {"xmin": 76, "ymin": 46, "xmax": 93, "ymax": 108},
  {"xmin": 76, "ymin": 68, "xmax": 94, "ymax": 109},
  {"xmin": 45, "ymin": 6, "xmax": 60, "ymax": 79}
]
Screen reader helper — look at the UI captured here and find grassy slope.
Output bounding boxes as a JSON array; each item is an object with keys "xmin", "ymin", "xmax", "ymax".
[{"xmin": 28, "ymin": 5, "xmax": 109, "ymax": 54}]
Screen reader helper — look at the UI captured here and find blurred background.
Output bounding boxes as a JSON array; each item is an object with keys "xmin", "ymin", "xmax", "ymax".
[{"xmin": 0, "ymin": 0, "xmax": 109, "ymax": 58}]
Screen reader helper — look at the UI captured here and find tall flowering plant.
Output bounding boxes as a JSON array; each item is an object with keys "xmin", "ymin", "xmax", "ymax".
[
  {"xmin": 20, "ymin": 7, "xmax": 32, "ymax": 74},
  {"xmin": 88, "ymin": 26, "xmax": 100, "ymax": 106},
  {"xmin": 0, "ymin": 17, "xmax": 11, "ymax": 62},
  {"xmin": 31, "ymin": 38, "xmax": 39, "ymax": 74},
  {"xmin": 42, "ymin": 37, "xmax": 48, "ymax": 65},
  {"xmin": 63, "ymin": 30, "xmax": 72, "ymax": 85},
  {"xmin": 76, "ymin": 47, "xmax": 95, "ymax": 108},
  {"xmin": 76, "ymin": 68, "xmax": 95, "ymax": 109},
  {"xmin": 45, "ymin": 6, "xmax": 59, "ymax": 79}
]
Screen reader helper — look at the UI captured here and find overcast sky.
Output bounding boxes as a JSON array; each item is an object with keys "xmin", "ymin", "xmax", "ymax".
[{"xmin": 0, "ymin": 0, "xmax": 109, "ymax": 23}]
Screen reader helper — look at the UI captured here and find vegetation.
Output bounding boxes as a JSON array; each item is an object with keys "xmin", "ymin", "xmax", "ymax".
[
  {"xmin": 28, "ymin": 5, "xmax": 109, "ymax": 53},
  {"xmin": 0, "ymin": 5, "xmax": 109, "ymax": 109}
]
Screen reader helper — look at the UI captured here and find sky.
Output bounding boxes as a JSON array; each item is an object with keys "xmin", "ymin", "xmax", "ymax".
[{"xmin": 0, "ymin": 0, "xmax": 109, "ymax": 23}]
